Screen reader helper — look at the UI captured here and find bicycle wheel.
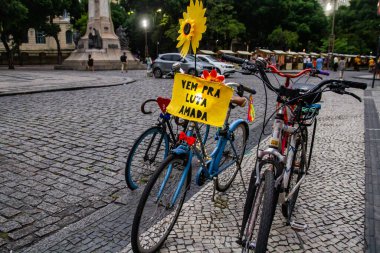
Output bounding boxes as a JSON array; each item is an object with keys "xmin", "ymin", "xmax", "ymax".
[
  {"xmin": 241, "ymin": 163, "xmax": 278, "ymax": 253},
  {"xmin": 215, "ymin": 122, "xmax": 248, "ymax": 192},
  {"xmin": 125, "ymin": 126, "xmax": 170, "ymax": 190},
  {"xmin": 131, "ymin": 154, "xmax": 191, "ymax": 253},
  {"xmin": 281, "ymin": 128, "xmax": 308, "ymax": 219}
]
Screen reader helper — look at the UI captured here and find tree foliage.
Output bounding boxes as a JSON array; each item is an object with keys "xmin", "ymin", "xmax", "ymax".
[
  {"xmin": 331, "ymin": 0, "xmax": 380, "ymax": 54},
  {"xmin": 2, "ymin": 0, "xmax": 379, "ymax": 68},
  {"xmin": 0, "ymin": 0, "xmax": 28, "ymax": 68}
]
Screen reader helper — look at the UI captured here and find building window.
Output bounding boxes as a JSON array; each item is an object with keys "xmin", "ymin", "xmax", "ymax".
[
  {"xmin": 66, "ymin": 30, "xmax": 73, "ymax": 44},
  {"xmin": 35, "ymin": 31, "xmax": 46, "ymax": 44}
]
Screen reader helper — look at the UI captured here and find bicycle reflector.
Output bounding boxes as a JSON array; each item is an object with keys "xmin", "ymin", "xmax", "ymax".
[{"xmin": 179, "ymin": 131, "xmax": 196, "ymax": 146}]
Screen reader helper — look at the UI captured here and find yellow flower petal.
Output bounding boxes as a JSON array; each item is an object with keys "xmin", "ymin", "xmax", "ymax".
[
  {"xmin": 176, "ymin": 36, "xmax": 187, "ymax": 48},
  {"xmin": 180, "ymin": 40, "xmax": 190, "ymax": 58}
]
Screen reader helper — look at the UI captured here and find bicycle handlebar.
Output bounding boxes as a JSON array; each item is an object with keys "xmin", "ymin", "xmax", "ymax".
[
  {"xmin": 141, "ymin": 99, "xmax": 157, "ymax": 114},
  {"xmin": 221, "ymin": 54, "xmax": 367, "ymax": 102},
  {"xmin": 222, "ymin": 54, "xmax": 252, "ymax": 65}
]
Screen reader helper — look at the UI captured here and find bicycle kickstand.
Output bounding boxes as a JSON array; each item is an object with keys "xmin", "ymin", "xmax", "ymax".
[{"xmin": 212, "ymin": 177, "xmax": 228, "ymax": 209}]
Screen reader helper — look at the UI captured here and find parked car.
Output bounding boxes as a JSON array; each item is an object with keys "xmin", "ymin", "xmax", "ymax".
[
  {"xmin": 196, "ymin": 54, "xmax": 236, "ymax": 77},
  {"xmin": 151, "ymin": 53, "xmax": 215, "ymax": 78}
]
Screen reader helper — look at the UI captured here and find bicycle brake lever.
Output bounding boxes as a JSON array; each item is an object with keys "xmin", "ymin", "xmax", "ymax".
[{"xmin": 345, "ymin": 91, "xmax": 362, "ymax": 102}]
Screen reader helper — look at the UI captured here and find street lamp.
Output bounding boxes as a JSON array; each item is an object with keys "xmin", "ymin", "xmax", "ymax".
[
  {"xmin": 142, "ymin": 19, "xmax": 149, "ymax": 59},
  {"xmin": 327, "ymin": 0, "xmax": 337, "ymax": 70}
]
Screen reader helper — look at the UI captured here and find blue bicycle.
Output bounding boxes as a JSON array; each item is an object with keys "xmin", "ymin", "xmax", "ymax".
[
  {"xmin": 125, "ymin": 97, "xmax": 211, "ymax": 190},
  {"xmin": 131, "ymin": 82, "xmax": 256, "ymax": 253}
]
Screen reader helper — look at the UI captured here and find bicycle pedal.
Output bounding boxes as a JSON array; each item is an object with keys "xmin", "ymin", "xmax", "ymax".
[
  {"xmin": 290, "ymin": 221, "xmax": 308, "ymax": 232},
  {"xmin": 213, "ymin": 195, "xmax": 228, "ymax": 209}
]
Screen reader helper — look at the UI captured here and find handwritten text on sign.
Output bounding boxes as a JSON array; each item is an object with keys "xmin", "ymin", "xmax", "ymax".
[{"xmin": 166, "ymin": 73, "xmax": 233, "ymax": 127}]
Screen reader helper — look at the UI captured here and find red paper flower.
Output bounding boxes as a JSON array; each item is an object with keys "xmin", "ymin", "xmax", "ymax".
[{"xmin": 202, "ymin": 69, "xmax": 225, "ymax": 83}]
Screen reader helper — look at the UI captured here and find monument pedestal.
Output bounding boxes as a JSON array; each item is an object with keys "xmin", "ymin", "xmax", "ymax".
[
  {"xmin": 55, "ymin": 48, "xmax": 145, "ymax": 70},
  {"xmin": 56, "ymin": 0, "xmax": 145, "ymax": 71}
]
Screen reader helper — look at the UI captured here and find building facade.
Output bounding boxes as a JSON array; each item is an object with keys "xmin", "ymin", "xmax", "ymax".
[{"xmin": 0, "ymin": 13, "xmax": 75, "ymax": 65}]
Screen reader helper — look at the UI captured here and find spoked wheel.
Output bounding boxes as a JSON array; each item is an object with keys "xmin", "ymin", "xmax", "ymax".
[
  {"xmin": 241, "ymin": 163, "xmax": 278, "ymax": 253},
  {"xmin": 125, "ymin": 126, "xmax": 170, "ymax": 190},
  {"xmin": 131, "ymin": 154, "xmax": 191, "ymax": 253},
  {"xmin": 215, "ymin": 122, "xmax": 248, "ymax": 192},
  {"xmin": 281, "ymin": 128, "xmax": 308, "ymax": 219}
]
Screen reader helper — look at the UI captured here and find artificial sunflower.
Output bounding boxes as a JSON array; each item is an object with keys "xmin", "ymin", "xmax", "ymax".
[{"xmin": 176, "ymin": 0, "xmax": 207, "ymax": 57}]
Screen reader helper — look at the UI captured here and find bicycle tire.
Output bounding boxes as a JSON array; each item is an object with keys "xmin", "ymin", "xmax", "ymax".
[
  {"xmin": 131, "ymin": 154, "xmax": 191, "ymax": 253},
  {"xmin": 241, "ymin": 163, "xmax": 278, "ymax": 253},
  {"xmin": 281, "ymin": 127, "xmax": 308, "ymax": 219},
  {"xmin": 215, "ymin": 122, "xmax": 248, "ymax": 192},
  {"xmin": 239, "ymin": 167, "xmax": 258, "ymax": 240},
  {"xmin": 125, "ymin": 126, "xmax": 170, "ymax": 190}
]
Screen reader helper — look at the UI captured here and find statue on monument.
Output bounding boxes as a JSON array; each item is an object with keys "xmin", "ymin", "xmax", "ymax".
[
  {"xmin": 73, "ymin": 30, "xmax": 81, "ymax": 49},
  {"xmin": 116, "ymin": 25, "xmax": 129, "ymax": 50},
  {"xmin": 88, "ymin": 28, "xmax": 103, "ymax": 49}
]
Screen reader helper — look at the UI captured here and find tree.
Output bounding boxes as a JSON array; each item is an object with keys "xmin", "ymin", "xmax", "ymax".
[
  {"xmin": 333, "ymin": 0, "xmax": 380, "ymax": 54},
  {"xmin": 203, "ymin": 0, "xmax": 246, "ymax": 50},
  {"xmin": 23, "ymin": 0, "xmax": 75, "ymax": 65},
  {"xmin": 0, "ymin": 0, "xmax": 28, "ymax": 69},
  {"xmin": 233, "ymin": 0, "xmax": 327, "ymax": 51},
  {"xmin": 268, "ymin": 26, "xmax": 299, "ymax": 50}
]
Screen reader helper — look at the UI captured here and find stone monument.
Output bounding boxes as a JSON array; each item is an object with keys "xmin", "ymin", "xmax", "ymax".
[{"xmin": 56, "ymin": 0, "xmax": 144, "ymax": 70}]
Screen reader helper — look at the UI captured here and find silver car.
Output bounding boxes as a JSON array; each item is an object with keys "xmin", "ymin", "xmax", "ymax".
[
  {"xmin": 196, "ymin": 54, "xmax": 235, "ymax": 77},
  {"xmin": 151, "ymin": 53, "xmax": 215, "ymax": 78}
]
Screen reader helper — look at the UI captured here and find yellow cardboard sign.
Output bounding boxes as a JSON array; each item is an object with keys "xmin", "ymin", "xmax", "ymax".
[{"xmin": 167, "ymin": 73, "xmax": 233, "ymax": 127}]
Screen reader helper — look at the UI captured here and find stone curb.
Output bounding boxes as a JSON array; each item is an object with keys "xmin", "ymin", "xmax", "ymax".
[{"xmin": 0, "ymin": 78, "xmax": 135, "ymax": 97}]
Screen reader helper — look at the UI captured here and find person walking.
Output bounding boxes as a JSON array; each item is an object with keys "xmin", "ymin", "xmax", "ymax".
[
  {"xmin": 338, "ymin": 56, "xmax": 346, "ymax": 80},
  {"xmin": 333, "ymin": 56, "xmax": 339, "ymax": 71},
  {"xmin": 316, "ymin": 56, "xmax": 323, "ymax": 70},
  {"xmin": 87, "ymin": 54, "xmax": 94, "ymax": 72},
  {"xmin": 369, "ymin": 57, "xmax": 375, "ymax": 72},
  {"xmin": 354, "ymin": 55, "xmax": 361, "ymax": 71},
  {"xmin": 120, "ymin": 52, "xmax": 128, "ymax": 73}
]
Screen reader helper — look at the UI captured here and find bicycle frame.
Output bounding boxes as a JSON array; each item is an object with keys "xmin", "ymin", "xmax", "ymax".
[
  {"xmin": 157, "ymin": 107, "xmax": 248, "ymax": 208},
  {"xmin": 256, "ymin": 104, "xmax": 303, "ymax": 205}
]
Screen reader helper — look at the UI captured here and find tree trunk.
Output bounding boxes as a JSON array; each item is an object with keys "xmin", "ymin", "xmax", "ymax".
[
  {"xmin": 0, "ymin": 34, "xmax": 15, "ymax": 69},
  {"xmin": 53, "ymin": 34, "xmax": 63, "ymax": 65}
]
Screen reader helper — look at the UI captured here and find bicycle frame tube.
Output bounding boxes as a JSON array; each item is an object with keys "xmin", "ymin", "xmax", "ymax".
[
  {"xmin": 210, "ymin": 119, "xmax": 248, "ymax": 177},
  {"xmin": 282, "ymin": 128, "xmax": 297, "ymax": 190},
  {"xmin": 170, "ymin": 152, "xmax": 192, "ymax": 208},
  {"xmin": 146, "ymin": 131, "xmax": 167, "ymax": 163}
]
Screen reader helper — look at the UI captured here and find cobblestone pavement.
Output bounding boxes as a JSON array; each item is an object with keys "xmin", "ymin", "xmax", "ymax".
[
  {"xmin": 121, "ymin": 73, "xmax": 367, "ymax": 252},
  {"xmin": 0, "ymin": 70, "xmax": 370, "ymax": 252},
  {"xmin": 0, "ymin": 70, "xmax": 278, "ymax": 252}
]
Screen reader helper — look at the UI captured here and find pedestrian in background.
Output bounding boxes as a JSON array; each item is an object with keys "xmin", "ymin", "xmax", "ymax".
[
  {"xmin": 369, "ymin": 57, "xmax": 375, "ymax": 72},
  {"xmin": 87, "ymin": 54, "xmax": 94, "ymax": 72},
  {"xmin": 270, "ymin": 54, "xmax": 276, "ymax": 66},
  {"xmin": 303, "ymin": 56, "xmax": 307, "ymax": 69},
  {"xmin": 316, "ymin": 56, "xmax": 323, "ymax": 70},
  {"xmin": 333, "ymin": 56, "xmax": 339, "ymax": 71},
  {"xmin": 354, "ymin": 55, "xmax": 361, "ymax": 71},
  {"xmin": 120, "ymin": 52, "xmax": 127, "ymax": 73},
  {"xmin": 338, "ymin": 56, "xmax": 346, "ymax": 80},
  {"xmin": 305, "ymin": 56, "xmax": 312, "ymax": 69}
]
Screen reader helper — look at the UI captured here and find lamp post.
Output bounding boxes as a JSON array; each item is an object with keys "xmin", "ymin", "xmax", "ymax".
[
  {"xmin": 142, "ymin": 19, "xmax": 149, "ymax": 59},
  {"xmin": 327, "ymin": 0, "xmax": 337, "ymax": 70}
]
